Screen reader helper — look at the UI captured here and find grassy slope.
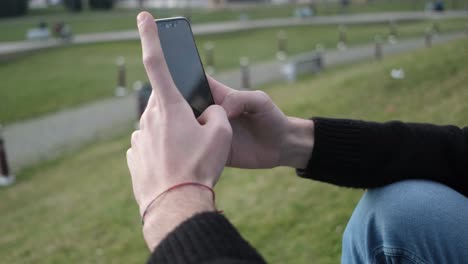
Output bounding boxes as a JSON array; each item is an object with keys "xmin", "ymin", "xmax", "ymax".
[
  {"xmin": 0, "ymin": 37, "xmax": 467, "ymax": 264},
  {"xmin": 1, "ymin": 0, "xmax": 465, "ymax": 42},
  {"xmin": 1, "ymin": 17, "xmax": 467, "ymax": 125}
]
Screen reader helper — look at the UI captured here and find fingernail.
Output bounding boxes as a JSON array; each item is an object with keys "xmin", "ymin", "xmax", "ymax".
[{"xmin": 137, "ymin": 12, "xmax": 148, "ymax": 26}]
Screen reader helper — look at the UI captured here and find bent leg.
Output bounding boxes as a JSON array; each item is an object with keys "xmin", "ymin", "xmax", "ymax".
[{"xmin": 341, "ymin": 180, "xmax": 468, "ymax": 264}]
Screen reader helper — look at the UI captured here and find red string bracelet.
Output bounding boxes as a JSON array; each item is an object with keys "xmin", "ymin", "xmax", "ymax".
[{"xmin": 141, "ymin": 182, "xmax": 221, "ymax": 226}]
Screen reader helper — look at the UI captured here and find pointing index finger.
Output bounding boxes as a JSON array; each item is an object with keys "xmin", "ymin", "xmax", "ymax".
[{"xmin": 137, "ymin": 12, "xmax": 183, "ymax": 106}]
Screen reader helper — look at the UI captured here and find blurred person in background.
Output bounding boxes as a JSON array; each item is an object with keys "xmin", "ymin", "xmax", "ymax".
[{"xmin": 127, "ymin": 12, "xmax": 468, "ymax": 264}]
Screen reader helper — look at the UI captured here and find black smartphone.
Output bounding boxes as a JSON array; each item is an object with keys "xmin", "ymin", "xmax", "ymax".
[{"xmin": 155, "ymin": 17, "xmax": 214, "ymax": 117}]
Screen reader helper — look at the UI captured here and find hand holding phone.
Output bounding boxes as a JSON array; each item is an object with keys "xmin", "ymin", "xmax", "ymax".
[{"xmin": 129, "ymin": 12, "xmax": 233, "ymax": 249}]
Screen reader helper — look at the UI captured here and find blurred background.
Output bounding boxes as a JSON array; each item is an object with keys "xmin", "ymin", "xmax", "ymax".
[{"xmin": 1, "ymin": 0, "xmax": 467, "ymax": 263}]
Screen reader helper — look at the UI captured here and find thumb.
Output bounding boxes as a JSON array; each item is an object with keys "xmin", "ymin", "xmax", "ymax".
[
  {"xmin": 207, "ymin": 76, "xmax": 235, "ymax": 105},
  {"xmin": 221, "ymin": 90, "xmax": 273, "ymax": 118},
  {"xmin": 198, "ymin": 105, "xmax": 230, "ymax": 128},
  {"xmin": 198, "ymin": 105, "xmax": 233, "ymax": 147}
]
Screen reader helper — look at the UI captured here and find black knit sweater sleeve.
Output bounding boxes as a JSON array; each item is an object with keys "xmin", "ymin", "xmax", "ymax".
[
  {"xmin": 297, "ymin": 117, "xmax": 468, "ymax": 197},
  {"xmin": 148, "ymin": 212, "xmax": 266, "ymax": 264}
]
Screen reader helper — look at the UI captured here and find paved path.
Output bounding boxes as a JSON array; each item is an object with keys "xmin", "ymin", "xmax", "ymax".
[
  {"xmin": 3, "ymin": 32, "xmax": 467, "ymax": 171},
  {"xmin": 1, "ymin": 11, "xmax": 466, "ymax": 59}
]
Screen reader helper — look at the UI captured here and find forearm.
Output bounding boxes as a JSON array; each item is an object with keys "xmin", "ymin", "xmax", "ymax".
[
  {"xmin": 298, "ymin": 117, "xmax": 468, "ymax": 197},
  {"xmin": 279, "ymin": 117, "xmax": 315, "ymax": 169}
]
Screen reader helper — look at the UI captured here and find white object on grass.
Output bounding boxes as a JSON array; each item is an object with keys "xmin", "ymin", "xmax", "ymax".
[{"xmin": 391, "ymin": 68, "xmax": 405, "ymax": 79}]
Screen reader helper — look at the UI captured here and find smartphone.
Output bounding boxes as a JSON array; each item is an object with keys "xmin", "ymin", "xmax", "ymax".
[{"xmin": 155, "ymin": 17, "xmax": 214, "ymax": 117}]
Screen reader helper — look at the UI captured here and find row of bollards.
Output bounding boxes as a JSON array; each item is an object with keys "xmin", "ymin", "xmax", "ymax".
[
  {"xmin": 196, "ymin": 19, "xmax": 443, "ymax": 88},
  {"xmin": 88, "ymin": 17, "xmax": 458, "ymax": 99},
  {"xmin": 0, "ymin": 18, "xmax": 452, "ymax": 188},
  {"xmin": 126, "ymin": 19, "xmax": 451, "ymax": 120},
  {"xmin": 116, "ymin": 18, "xmax": 450, "ymax": 98},
  {"xmin": 1, "ymin": 20, "xmax": 452, "ymax": 189}
]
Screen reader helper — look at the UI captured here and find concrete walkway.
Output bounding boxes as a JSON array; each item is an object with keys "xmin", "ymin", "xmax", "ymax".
[
  {"xmin": 3, "ymin": 32, "xmax": 467, "ymax": 171},
  {"xmin": 1, "ymin": 11, "xmax": 466, "ymax": 59}
]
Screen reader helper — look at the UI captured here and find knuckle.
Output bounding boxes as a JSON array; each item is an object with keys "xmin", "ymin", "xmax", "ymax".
[
  {"xmin": 131, "ymin": 131, "xmax": 140, "ymax": 146},
  {"xmin": 142, "ymin": 107, "xmax": 159, "ymax": 124},
  {"xmin": 210, "ymin": 104, "xmax": 224, "ymax": 113},
  {"xmin": 140, "ymin": 109, "xmax": 150, "ymax": 123},
  {"xmin": 138, "ymin": 118, "xmax": 144, "ymax": 130},
  {"xmin": 254, "ymin": 90, "xmax": 270, "ymax": 101},
  {"xmin": 139, "ymin": 112, "xmax": 147, "ymax": 128},
  {"xmin": 142, "ymin": 54, "xmax": 160, "ymax": 69},
  {"xmin": 222, "ymin": 91, "xmax": 237, "ymax": 105},
  {"xmin": 253, "ymin": 90, "xmax": 274, "ymax": 110},
  {"xmin": 215, "ymin": 121, "xmax": 232, "ymax": 139},
  {"xmin": 126, "ymin": 148, "xmax": 133, "ymax": 159}
]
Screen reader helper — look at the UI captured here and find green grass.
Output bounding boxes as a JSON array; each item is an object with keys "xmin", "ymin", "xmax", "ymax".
[
  {"xmin": 1, "ymin": 17, "xmax": 467, "ymax": 125},
  {"xmin": 0, "ymin": 0, "xmax": 466, "ymax": 42},
  {"xmin": 0, "ymin": 37, "xmax": 467, "ymax": 264}
]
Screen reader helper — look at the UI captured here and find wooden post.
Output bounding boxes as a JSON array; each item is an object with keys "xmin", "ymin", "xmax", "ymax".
[
  {"xmin": 374, "ymin": 35, "xmax": 383, "ymax": 60},
  {"xmin": 337, "ymin": 24, "xmax": 347, "ymax": 50},
  {"xmin": 115, "ymin": 56, "xmax": 127, "ymax": 97},
  {"xmin": 133, "ymin": 81, "xmax": 143, "ymax": 119},
  {"xmin": 0, "ymin": 125, "xmax": 10, "ymax": 178},
  {"xmin": 432, "ymin": 20, "xmax": 440, "ymax": 34},
  {"xmin": 388, "ymin": 20, "xmax": 398, "ymax": 44},
  {"xmin": 276, "ymin": 30, "xmax": 288, "ymax": 60},
  {"xmin": 136, "ymin": 82, "xmax": 152, "ymax": 120},
  {"xmin": 315, "ymin": 43, "xmax": 324, "ymax": 70},
  {"xmin": 138, "ymin": 0, "xmax": 145, "ymax": 9},
  {"xmin": 389, "ymin": 20, "xmax": 398, "ymax": 37},
  {"xmin": 425, "ymin": 28, "xmax": 432, "ymax": 48},
  {"xmin": 240, "ymin": 57, "xmax": 250, "ymax": 90},
  {"xmin": 204, "ymin": 42, "xmax": 215, "ymax": 74},
  {"xmin": 0, "ymin": 124, "xmax": 14, "ymax": 187}
]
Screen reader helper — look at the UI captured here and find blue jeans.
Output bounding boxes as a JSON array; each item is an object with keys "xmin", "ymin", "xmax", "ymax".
[{"xmin": 341, "ymin": 180, "xmax": 468, "ymax": 264}]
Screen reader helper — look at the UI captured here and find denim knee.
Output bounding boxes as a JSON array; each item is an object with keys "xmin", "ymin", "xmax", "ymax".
[{"xmin": 341, "ymin": 180, "xmax": 468, "ymax": 264}]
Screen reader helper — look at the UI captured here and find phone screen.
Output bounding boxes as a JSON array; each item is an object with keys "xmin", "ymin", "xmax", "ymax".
[{"xmin": 156, "ymin": 18, "xmax": 214, "ymax": 117}]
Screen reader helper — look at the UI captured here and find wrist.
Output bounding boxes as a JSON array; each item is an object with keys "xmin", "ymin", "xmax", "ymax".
[
  {"xmin": 142, "ymin": 186, "xmax": 216, "ymax": 250},
  {"xmin": 279, "ymin": 117, "xmax": 314, "ymax": 169}
]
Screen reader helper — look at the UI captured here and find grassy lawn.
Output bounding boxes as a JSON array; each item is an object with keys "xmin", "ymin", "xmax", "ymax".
[
  {"xmin": 0, "ymin": 0, "xmax": 466, "ymax": 42},
  {"xmin": 1, "ymin": 17, "xmax": 467, "ymax": 125},
  {"xmin": 0, "ymin": 37, "xmax": 467, "ymax": 264}
]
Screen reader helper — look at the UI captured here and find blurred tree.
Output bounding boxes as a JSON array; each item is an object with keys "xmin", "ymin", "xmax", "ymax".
[
  {"xmin": 0, "ymin": 0, "xmax": 29, "ymax": 18},
  {"xmin": 89, "ymin": 0, "xmax": 115, "ymax": 10},
  {"xmin": 64, "ymin": 0, "xmax": 83, "ymax": 12}
]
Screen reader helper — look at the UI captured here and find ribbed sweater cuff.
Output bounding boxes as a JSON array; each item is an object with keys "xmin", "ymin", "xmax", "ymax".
[
  {"xmin": 148, "ymin": 212, "xmax": 265, "ymax": 264},
  {"xmin": 296, "ymin": 117, "xmax": 367, "ymax": 183}
]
